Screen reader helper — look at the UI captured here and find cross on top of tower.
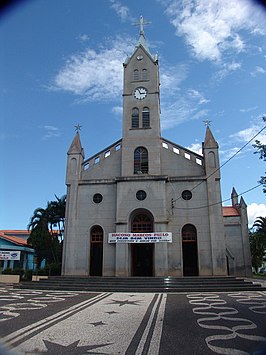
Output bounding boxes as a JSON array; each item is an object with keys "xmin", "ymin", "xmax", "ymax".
[{"xmin": 133, "ymin": 16, "xmax": 151, "ymax": 35}]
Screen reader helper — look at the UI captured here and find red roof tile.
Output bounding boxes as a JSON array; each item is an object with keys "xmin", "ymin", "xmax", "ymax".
[
  {"xmin": 0, "ymin": 232, "xmax": 30, "ymax": 246},
  {"xmin": 223, "ymin": 206, "xmax": 240, "ymax": 217}
]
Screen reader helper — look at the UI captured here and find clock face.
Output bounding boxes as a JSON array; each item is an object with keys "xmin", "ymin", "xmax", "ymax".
[{"xmin": 134, "ymin": 87, "xmax": 147, "ymax": 100}]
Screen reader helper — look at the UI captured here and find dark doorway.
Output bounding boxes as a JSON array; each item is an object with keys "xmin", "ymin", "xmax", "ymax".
[
  {"xmin": 90, "ymin": 226, "xmax": 103, "ymax": 276},
  {"xmin": 182, "ymin": 224, "xmax": 198, "ymax": 276},
  {"xmin": 132, "ymin": 243, "xmax": 154, "ymax": 276},
  {"xmin": 131, "ymin": 211, "xmax": 154, "ymax": 276}
]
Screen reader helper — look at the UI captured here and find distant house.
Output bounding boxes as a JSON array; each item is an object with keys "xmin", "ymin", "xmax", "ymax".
[{"xmin": 0, "ymin": 230, "xmax": 35, "ymax": 271}]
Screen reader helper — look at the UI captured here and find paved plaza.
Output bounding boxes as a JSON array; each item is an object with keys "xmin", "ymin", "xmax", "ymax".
[{"xmin": 0, "ymin": 285, "xmax": 266, "ymax": 354}]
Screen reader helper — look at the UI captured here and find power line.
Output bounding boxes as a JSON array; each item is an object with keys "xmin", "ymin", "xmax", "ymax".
[
  {"xmin": 172, "ymin": 124, "xmax": 266, "ymax": 204},
  {"xmin": 172, "ymin": 182, "xmax": 263, "ymax": 211}
]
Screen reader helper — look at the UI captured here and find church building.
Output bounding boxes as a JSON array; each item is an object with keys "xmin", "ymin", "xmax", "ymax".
[{"xmin": 62, "ymin": 18, "xmax": 252, "ymax": 278}]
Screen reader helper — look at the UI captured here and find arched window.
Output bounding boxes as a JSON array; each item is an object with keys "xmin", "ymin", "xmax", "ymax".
[
  {"xmin": 133, "ymin": 69, "xmax": 139, "ymax": 80},
  {"xmin": 182, "ymin": 224, "xmax": 198, "ymax": 276},
  {"xmin": 131, "ymin": 212, "xmax": 153, "ymax": 233},
  {"xmin": 134, "ymin": 147, "xmax": 148, "ymax": 174},
  {"xmin": 132, "ymin": 108, "xmax": 139, "ymax": 128},
  {"xmin": 90, "ymin": 225, "xmax": 103, "ymax": 276},
  {"xmin": 142, "ymin": 107, "xmax": 150, "ymax": 128},
  {"xmin": 142, "ymin": 69, "xmax": 148, "ymax": 80}
]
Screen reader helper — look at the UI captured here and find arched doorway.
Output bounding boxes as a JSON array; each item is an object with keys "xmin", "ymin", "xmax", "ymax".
[
  {"xmin": 90, "ymin": 225, "xmax": 103, "ymax": 276},
  {"xmin": 131, "ymin": 211, "xmax": 154, "ymax": 276},
  {"xmin": 182, "ymin": 224, "xmax": 199, "ymax": 276}
]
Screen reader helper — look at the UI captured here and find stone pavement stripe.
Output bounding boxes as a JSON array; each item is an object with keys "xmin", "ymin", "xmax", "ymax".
[
  {"xmin": 124, "ymin": 293, "xmax": 166, "ymax": 355},
  {"xmin": 1, "ymin": 292, "xmax": 110, "ymax": 346},
  {"xmin": 137, "ymin": 293, "xmax": 166, "ymax": 355}
]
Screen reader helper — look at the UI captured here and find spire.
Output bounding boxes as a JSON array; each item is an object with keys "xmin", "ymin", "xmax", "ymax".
[
  {"xmin": 68, "ymin": 132, "xmax": 84, "ymax": 157},
  {"xmin": 204, "ymin": 126, "xmax": 218, "ymax": 149},
  {"xmin": 231, "ymin": 187, "xmax": 238, "ymax": 206},
  {"xmin": 135, "ymin": 16, "xmax": 151, "ymax": 54}
]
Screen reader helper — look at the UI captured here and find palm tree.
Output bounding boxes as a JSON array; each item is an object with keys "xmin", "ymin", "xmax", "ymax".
[
  {"xmin": 253, "ymin": 216, "xmax": 266, "ymax": 247},
  {"xmin": 27, "ymin": 195, "xmax": 66, "ymax": 268}
]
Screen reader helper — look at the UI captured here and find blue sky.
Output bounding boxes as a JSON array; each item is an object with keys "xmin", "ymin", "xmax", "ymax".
[{"xmin": 1, "ymin": 0, "xmax": 266, "ymax": 230}]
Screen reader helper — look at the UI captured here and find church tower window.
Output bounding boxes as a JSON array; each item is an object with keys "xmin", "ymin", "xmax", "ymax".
[
  {"xmin": 133, "ymin": 69, "xmax": 139, "ymax": 81},
  {"xmin": 142, "ymin": 69, "xmax": 148, "ymax": 80},
  {"xmin": 134, "ymin": 147, "xmax": 148, "ymax": 174},
  {"xmin": 132, "ymin": 108, "xmax": 139, "ymax": 128},
  {"xmin": 142, "ymin": 107, "xmax": 150, "ymax": 128}
]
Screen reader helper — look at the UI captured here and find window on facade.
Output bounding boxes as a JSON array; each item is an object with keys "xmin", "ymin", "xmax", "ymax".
[
  {"xmin": 142, "ymin": 69, "xmax": 148, "ymax": 80},
  {"xmin": 136, "ymin": 190, "xmax": 147, "ymax": 201},
  {"xmin": 93, "ymin": 193, "xmax": 103, "ymax": 204},
  {"xmin": 182, "ymin": 190, "xmax": 192, "ymax": 200},
  {"xmin": 133, "ymin": 69, "xmax": 139, "ymax": 80},
  {"xmin": 182, "ymin": 224, "xmax": 197, "ymax": 242},
  {"xmin": 132, "ymin": 108, "xmax": 139, "ymax": 128},
  {"xmin": 142, "ymin": 107, "xmax": 150, "ymax": 128},
  {"xmin": 91, "ymin": 225, "xmax": 103, "ymax": 243},
  {"xmin": 134, "ymin": 147, "xmax": 148, "ymax": 174},
  {"xmin": 132, "ymin": 213, "xmax": 153, "ymax": 232}
]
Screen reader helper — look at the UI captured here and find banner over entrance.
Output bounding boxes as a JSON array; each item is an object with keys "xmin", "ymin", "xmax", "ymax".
[{"xmin": 108, "ymin": 232, "xmax": 172, "ymax": 243}]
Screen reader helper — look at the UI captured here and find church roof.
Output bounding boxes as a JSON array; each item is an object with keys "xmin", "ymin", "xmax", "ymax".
[
  {"xmin": 223, "ymin": 206, "xmax": 240, "ymax": 217},
  {"xmin": 204, "ymin": 126, "xmax": 218, "ymax": 149}
]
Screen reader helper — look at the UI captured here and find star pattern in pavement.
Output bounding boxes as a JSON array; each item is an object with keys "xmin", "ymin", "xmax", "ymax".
[
  {"xmin": 39, "ymin": 339, "xmax": 112, "ymax": 354},
  {"xmin": 105, "ymin": 310, "xmax": 118, "ymax": 315},
  {"xmin": 108, "ymin": 299, "xmax": 142, "ymax": 307},
  {"xmin": 89, "ymin": 321, "xmax": 107, "ymax": 327}
]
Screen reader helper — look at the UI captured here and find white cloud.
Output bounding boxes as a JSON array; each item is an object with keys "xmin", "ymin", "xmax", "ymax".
[
  {"xmin": 247, "ymin": 203, "xmax": 266, "ymax": 227},
  {"xmin": 230, "ymin": 120, "xmax": 266, "ymax": 145},
  {"xmin": 187, "ymin": 89, "xmax": 210, "ymax": 105},
  {"xmin": 109, "ymin": 0, "xmax": 130, "ymax": 22},
  {"xmin": 186, "ymin": 142, "xmax": 203, "ymax": 155},
  {"xmin": 42, "ymin": 125, "xmax": 61, "ymax": 140},
  {"xmin": 251, "ymin": 66, "xmax": 266, "ymax": 77},
  {"xmin": 77, "ymin": 34, "xmax": 90, "ymax": 43},
  {"xmin": 112, "ymin": 106, "xmax": 123, "ymax": 116},
  {"xmin": 52, "ymin": 36, "xmax": 134, "ymax": 102},
  {"xmin": 240, "ymin": 106, "xmax": 258, "ymax": 113},
  {"xmin": 163, "ymin": 0, "xmax": 266, "ymax": 62},
  {"xmin": 215, "ymin": 61, "xmax": 242, "ymax": 80}
]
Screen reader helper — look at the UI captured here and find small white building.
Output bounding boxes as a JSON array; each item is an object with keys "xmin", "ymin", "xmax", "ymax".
[{"xmin": 62, "ymin": 21, "xmax": 252, "ymax": 278}]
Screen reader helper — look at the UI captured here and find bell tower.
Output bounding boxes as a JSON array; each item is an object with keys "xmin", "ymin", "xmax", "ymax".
[{"xmin": 121, "ymin": 16, "xmax": 162, "ymax": 176}]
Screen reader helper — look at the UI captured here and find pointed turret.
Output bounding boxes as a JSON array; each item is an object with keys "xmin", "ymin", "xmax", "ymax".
[
  {"xmin": 68, "ymin": 132, "xmax": 84, "ymax": 157},
  {"xmin": 204, "ymin": 126, "xmax": 218, "ymax": 149},
  {"xmin": 231, "ymin": 187, "xmax": 238, "ymax": 206},
  {"xmin": 135, "ymin": 15, "xmax": 151, "ymax": 55}
]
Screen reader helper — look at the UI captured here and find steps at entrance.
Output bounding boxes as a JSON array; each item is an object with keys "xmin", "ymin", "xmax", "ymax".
[{"xmin": 18, "ymin": 276, "xmax": 266, "ymax": 293}]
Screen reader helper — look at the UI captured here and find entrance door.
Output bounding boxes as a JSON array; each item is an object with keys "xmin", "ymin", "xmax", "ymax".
[
  {"xmin": 90, "ymin": 226, "xmax": 103, "ymax": 276},
  {"xmin": 131, "ymin": 212, "xmax": 154, "ymax": 276},
  {"xmin": 182, "ymin": 224, "xmax": 198, "ymax": 276}
]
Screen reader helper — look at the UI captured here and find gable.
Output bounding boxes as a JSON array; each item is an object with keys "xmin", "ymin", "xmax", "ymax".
[
  {"xmin": 82, "ymin": 140, "xmax": 122, "ymax": 180},
  {"xmin": 160, "ymin": 138, "xmax": 205, "ymax": 177}
]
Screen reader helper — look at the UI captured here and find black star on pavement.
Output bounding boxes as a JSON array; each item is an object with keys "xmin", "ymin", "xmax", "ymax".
[
  {"xmin": 108, "ymin": 299, "xmax": 142, "ymax": 307},
  {"xmin": 105, "ymin": 310, "xmax": 118, "ymax": 315},
  {"xmin": 89, "ymin": 321, "xmax": 107, "ymax": 327},
  {"xmin": 40, "ymin": 339, "xmax": 112, "ymax": 354}
]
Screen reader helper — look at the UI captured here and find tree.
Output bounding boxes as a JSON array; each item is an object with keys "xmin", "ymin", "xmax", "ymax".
[
  {"xmin": 253, "ymin": 116, "xmax": 266, "ymax": 193},
  {"xmin": 28, "ymin": 195, "xmax": 66, "ymax": 269},
  {"xmin": 250, "ymin": 216, "xmax": 266, "ymax": 273}
]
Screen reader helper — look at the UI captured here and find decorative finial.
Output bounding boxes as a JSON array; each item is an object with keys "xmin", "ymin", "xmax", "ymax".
[
  {"xmin": 133, "ymin": 16, "xmax": 151, "ymax": 35},
  {"xmin": 74, "ymin": 124, "xmax": 82, "ymax": 132},
  {"xmin": 203, "ymin": 120, "xmax": 212, "ymax": 127}
]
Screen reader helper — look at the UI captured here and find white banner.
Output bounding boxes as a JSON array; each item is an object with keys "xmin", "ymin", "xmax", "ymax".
[
  {"xmin": 108, "ymin": 232, "xmax": 172, "ymax": 243},
  {"xmin": 0, "ymin": 251, "xmax": 21, "ymax": 261}
]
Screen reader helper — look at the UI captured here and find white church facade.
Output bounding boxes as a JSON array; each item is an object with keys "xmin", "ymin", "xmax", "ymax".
[{"xmin": 62, "ymin": 20, "xmax": 252, "ymax": 278}]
